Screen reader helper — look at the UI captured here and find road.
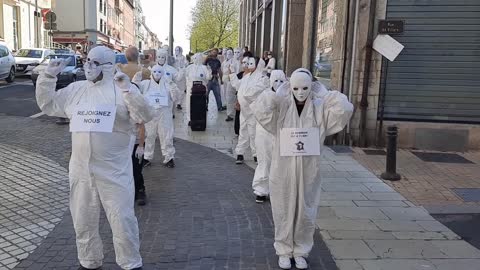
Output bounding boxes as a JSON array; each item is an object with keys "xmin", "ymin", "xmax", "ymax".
[{"xmin": 0, "ymin": 77, "xmax": 41, "ymax": 117}]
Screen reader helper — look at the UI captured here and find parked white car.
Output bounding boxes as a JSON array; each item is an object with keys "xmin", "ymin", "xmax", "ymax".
[
  {"xmin": 15, "ymin": 48, "xmax": 54, "ymax": 76},
  {"xmin": 0, "ymin": 43, "xmax": 16, "ymax": 83}
]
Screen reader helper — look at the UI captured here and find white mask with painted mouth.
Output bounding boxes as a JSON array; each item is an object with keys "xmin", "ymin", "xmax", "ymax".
[{"xmin": 290, "ymin": 71, "xmax": 312, "ymax": 102}]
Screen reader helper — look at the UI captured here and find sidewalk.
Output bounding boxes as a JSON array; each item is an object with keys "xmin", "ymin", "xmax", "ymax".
[{"xmin": 351, "ymin": 148, "xmax": 480, "ymax": 212}]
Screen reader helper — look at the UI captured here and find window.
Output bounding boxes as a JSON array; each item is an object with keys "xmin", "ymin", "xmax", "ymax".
[
  {"xmin": 312, "ymin": 0, "xmax": 336, "ymax": 88},
  {"xmin": 12, "ymin": 7, "xmax": 18, "ymax": 50},
  {"xmin": 99, "ymin": 0, "xmax": 103, "ymax": 13},
  {"xmin": 16, "ymin": 49, "xmax": 43, "ymax": 58},
  {"xmin": 0, "ymin": 46, "xmax": 8, "ymax": 57}
]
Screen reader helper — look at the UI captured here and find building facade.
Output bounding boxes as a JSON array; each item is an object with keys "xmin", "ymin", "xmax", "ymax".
[
  {"xmin": 0, "ymin": 0, "xmax": 52, "ymax": 50},
  {"xmin": 51, "ymin": 0, "xmax": 136, "ymax": 52},
  {"xmin": 239, "ymin": 0, "xmax": 480, "ymax": 151}
]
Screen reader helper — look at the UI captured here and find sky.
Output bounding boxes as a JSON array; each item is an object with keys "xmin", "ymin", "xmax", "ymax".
[{"xmin": 141, "ymin": 0, "xmax": 198, "ymax": 53}]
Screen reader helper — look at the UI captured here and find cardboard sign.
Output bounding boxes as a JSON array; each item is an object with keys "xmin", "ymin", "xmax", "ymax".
[
  {"xmin": 70, "ymin": 104, "xmax": 117, "ymax": 133},
  {"xmin": 373, "ymin": 34, "xmax": 405, "ymax": 61},
  {"xmin": 280, "ymin": 128, "xmax": 321, "ymax": 157}
]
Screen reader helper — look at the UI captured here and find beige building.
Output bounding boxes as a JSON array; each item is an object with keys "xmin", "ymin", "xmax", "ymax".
[
  {"xmin": 51, "ymin": 0, "xmax": 136, "ymax": 52},
  {"xmin": 0, "ymin": 0, "xmax": 52, "ymax": 50},
  {"xmin": 239, "ymin": 0, "xmax": 480, "ymax": 151}
]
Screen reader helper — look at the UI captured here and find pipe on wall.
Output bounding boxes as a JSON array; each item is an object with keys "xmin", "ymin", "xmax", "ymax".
[
  {"xmin": 359, "ymin": 0, "xmax": 377, "ymax": 147},
  {"xmin": 345, "ymin": 0, "xmax": 360, "ymax": 145}
]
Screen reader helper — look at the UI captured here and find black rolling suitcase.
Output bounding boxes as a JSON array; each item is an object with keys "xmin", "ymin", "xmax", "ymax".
[{"xmin": 190, "ymin": 81, "xmax": 207, "ymax": 131}]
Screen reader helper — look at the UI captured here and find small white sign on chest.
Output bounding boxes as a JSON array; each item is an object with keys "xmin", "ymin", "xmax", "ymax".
[
  {"xmin": 280, "ymin": 128, "xmax": 321, "ymax": 157},
  {"xmin": 70, "ymin": 104, "xmax": 117, "ymax": 133},
  {"xmin": 148, "ymin": 92, "xmax": 169, "ymax": 108}
]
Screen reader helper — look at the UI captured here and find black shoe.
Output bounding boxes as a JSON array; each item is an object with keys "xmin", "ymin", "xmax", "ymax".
[
  {"xmin": 222, "ymin": 105, "xmax": 227, "ymax": 110},
  {"xmin": 165, "ymin": 159, "xmax": 175, "ymax": 168},
  {"xmin": 78, "ymin": 266, "xmax": 101, "ymax": 270},
  {"xmin": 236, "ymin": 155, "xmax": 244, "ymax": 164},
  {"xmin": 143, "ymin": 160, "xmax": 151, "ymax": 168},
  {"xmin": 254, "ymin": 156, "xmax": 258, "ymax": 163},
  {"xmin": 218, "ymin": 107, "xmax": 226, "ymax": 112},
  {"xmin": 255, "ymin": 195, "xmax": 268, "ymax": 203},
  {"xmin": 177, "ymin": 104, "xmax": 182, "ymax": 110},
  {"xmin": 136, "ymin": 189, "xmax": 146, "ymax": 206},
  {"xmin": 225, "ymin": 116, "xmax": 234, "ymax": 122}
]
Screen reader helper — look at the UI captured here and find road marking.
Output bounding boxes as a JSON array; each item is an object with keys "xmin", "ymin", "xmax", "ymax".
[{"xmin": 29, "ymin": 112, "xmax": 44, "ymax": 118}]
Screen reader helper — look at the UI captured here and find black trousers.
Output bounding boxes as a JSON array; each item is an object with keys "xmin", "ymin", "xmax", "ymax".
[
  {"xmin": 132, "ymin": 144, "xmax": 145, "ymax": 193},
  {"xmin": 234, "ymin": 110, "xmax": 240, "ymax": 135}
]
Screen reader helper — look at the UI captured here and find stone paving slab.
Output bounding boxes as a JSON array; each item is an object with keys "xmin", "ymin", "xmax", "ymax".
[
  {"xmin": 352, "ymin": 148, "xmax": 480, "ymax": 209},
  {"xmin": 315, "ymin": 149, "xmax": 480, "ymax": 269}
]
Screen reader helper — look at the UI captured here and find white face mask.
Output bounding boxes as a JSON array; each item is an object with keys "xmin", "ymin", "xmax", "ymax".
[
  {"xmin": 226, "ymin": 50, "xmax": 233, "ymax": 60},
  {"xmin": 84, "ymin": 62, "xmax": 102, "ymax": 81},
  {"xmin": 270, "ymin": 70, "xmax": 286, "ymax": 91},
  {"xmin": 234, "ymin": 49, "xmax": 241, "ymax": 59},
  {"xmin": 247, "ymin": 58, "xmax": 256, "ymax": 72},
  {"xmin": 151, "ymin": 66, "xmax": 163, "ymax": 82},
  {"xmin": 174, "ymin": 47, "xmax": 181, "ymax": 57},
  {"xmin": 290, "ymin": 72, "xmax": 312, "ymax": 102},
  {"xmin": 241, "ymin": 58, "xmax": 248, "ymax": 71},
  {"xmin": 268, "ymin": 55, "xmax": 273, "ymax": 59},
  {"xmin": 157, "ymin": 55, "xmax": 166, "ymax": 65}
]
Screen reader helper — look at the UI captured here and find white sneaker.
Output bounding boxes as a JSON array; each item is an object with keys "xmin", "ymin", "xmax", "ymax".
[
  {"xmin": 278, "ymin": 256, "xmax": 292, "ymax": 269},
  {"xmin": 294, "ymin": 256, "xmax": 308, "ymax": 269}
]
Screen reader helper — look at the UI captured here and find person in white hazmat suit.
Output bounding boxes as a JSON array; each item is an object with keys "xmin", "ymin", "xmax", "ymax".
[
  {"xmin": 156, "ymin": 48, "xmax": 178, "ymax": 86},
  {"xmin": 251, "ymin": 70, "xmax": 287, "ymax": 203},
  {"xmin": 185, "ymin": 53, "xmax": 212, "ymax": 124},
  {"xmin": 35, "ymin": 46, "xmax": 151, "ymax": 270},
  {"xmin": 251, "ymin": 68, "xmax": 353, "ymax": 270},
  {"xmin": 140, "ymin": 64, "xmax": 181, "ymax": 168},
  {"xmin": 173, "ymin": 46, "xmax": 188, "ymax": 110},
  {"xmin": 230, "ymin": 57, "xmax": 269, "ymax": 164},
  {"xmin": 222, "ymin": 49, "xmax": 236, "ymax": 121}
]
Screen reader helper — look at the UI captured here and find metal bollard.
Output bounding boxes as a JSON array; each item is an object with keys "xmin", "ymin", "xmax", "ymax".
[{"xmin": 381, "ymin": 126, "xmax": 401, "ymax": 181}]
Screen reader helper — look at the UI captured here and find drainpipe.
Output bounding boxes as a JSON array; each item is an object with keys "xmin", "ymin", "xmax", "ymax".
[
  {"xmin": 358, "ymin": 0, "xmax": 377, "ymax": 147},
  {"xmin": 346, "ymin": 0, "xmax": 360, "ymax": 145}
]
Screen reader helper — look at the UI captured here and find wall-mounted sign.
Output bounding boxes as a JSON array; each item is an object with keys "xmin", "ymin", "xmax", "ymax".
[{"xmin": 378, "ymin": 20, "xmax": 404, "ymax": 34}]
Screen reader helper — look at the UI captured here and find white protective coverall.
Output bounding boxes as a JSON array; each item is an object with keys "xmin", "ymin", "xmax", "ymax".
[
  {"xmin": 36, "ymin": 46, "xmax": 152, "ymax": 269},
  {"xmin": 251, "ymin": 69, "xmax": 353, "ymax": 258},
  {"xmin": 185, "ymin": 53, "xmax": 212, "ymax": 122},
  {"xmin": 221, "ymin": 49, "xmax": 236, "ymax": 118},
  {"xmin": 157, "ymin": 49, "xmax": 178, "ymax": 84},
  {"xmin": 251, "ymin": 70, "xmax": 287, "ymax": 197},
  {"xmin": 173, "ymin": 46, "xmax": 188, "ymax": 107},
  {"xmin": 141, "ymin": 65, "xmax": 182, "ymax": 163},
  {"xmin": 230, "ymin": 58, "xmax": 269, "ymax": 158}
]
